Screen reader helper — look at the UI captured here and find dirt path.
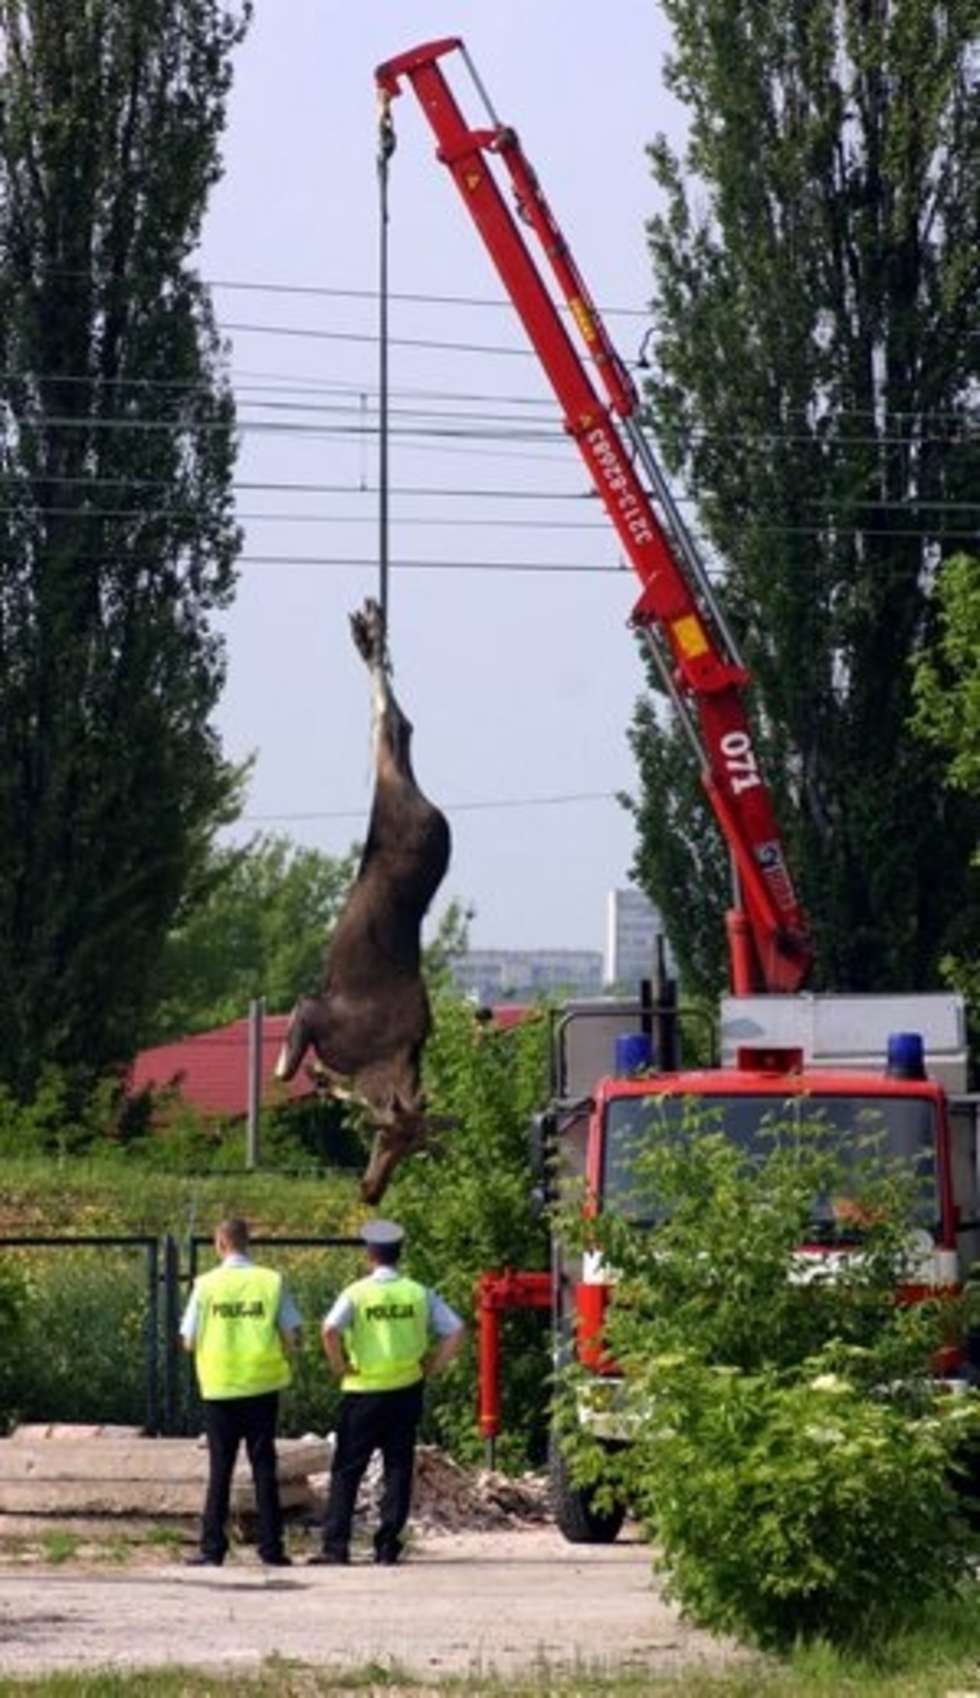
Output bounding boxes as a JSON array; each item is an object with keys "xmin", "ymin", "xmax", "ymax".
[{"xmin": 0, "ymin": 1528, "xmax": 739, "ymax": 1678}]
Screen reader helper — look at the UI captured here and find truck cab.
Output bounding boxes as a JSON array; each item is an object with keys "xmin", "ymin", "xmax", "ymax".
[{"xmin": 541, "ymin": 991, "xmax": 978, "ymax": 1541}]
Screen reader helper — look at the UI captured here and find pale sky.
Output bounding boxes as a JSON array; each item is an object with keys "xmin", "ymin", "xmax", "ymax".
[{"xmin": 199, "ymin": 2, "xmax": 685, "ymax": 952}]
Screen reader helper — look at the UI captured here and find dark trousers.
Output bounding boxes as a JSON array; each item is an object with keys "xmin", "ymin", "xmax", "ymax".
[
  {"xmin": 321, "ymin": 1382, "xmax": 424, "ymax": 1559},
  {"xmin": 201, "ymin": 1391, "xmax": 284, "ymax": 1562}
]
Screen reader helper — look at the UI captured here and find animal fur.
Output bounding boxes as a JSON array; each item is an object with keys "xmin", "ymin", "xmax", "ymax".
[{"xmin": 275, "ymin": 599, "xmax": 451, "ymax": 1202}]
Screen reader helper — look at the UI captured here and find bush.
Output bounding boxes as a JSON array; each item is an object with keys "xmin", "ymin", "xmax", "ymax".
[
  {"xmin": 385, "ymin": 992, "xmax": 551, "ymax": 1469},
  {"xmin": 113, "ymin": 1081, "xmax": 368, "ymax": 1174},
  {"xmin": 557, "ymin": 1102, "xmax": 980, "ymax": 1648},
  {"xmin": 0, "ymin": 1068, "xmax": 123, "ymax": 1160},
  {"xmin": 0, "ymin": 1056, "xmax": 363, "ymax": 1176},
  {"xmin": 5, "ymin": 1241, "xmax": 368, "ymax": 1438},
  {"xmin": 622, "ymin": 1351, "xmax": 975, "ymax": 1650},
  {"xmin": 0, "ymin": 1260, "xmax": 28, "ymax": 1430},
  {"xmin": 9, "ymin": 1249, "xmax": 151, "ymax": 1426}
]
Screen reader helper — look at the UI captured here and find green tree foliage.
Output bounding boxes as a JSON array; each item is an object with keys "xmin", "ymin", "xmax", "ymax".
[
  {"xmin": 625, "ymin": 709, "xmax": 730, "ymax": 992},
  {"xmin": 147, "ymin": 835, "xmax": 359, "ymax": 1041},
  {"xmin": 386, "ymin": 993, "xmax": 551, "ymax": 1469},
  {"xmin": 910, "ymin": 551, "xmax": 980, "ymax": 1016},
  {"xmin": 146, "ymin": 836, "xmax": 471, "ymax": 1043},
  {"xmin": 422, "ymin": 897, "xmax": 474, "ymax": 985},
  {"xmin": 631, "ymin": 0, "xmax": 980, "ymax": 995},
  {"xmin": 558, "ymin": 1105, "xmax": 980, "ymax": 1647},
  {"xmin": 0, "ymin": 0, "xmax": 252, "ymax": 1096},
  {"xmin": 911, "ymin": 553, "xmax": 980, "ymax": 800}
]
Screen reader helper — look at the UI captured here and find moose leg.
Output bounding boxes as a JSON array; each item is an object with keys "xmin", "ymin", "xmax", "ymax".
[
  {"xmin": 274, "ymin": 998, "xmax": 316, "ymax": 1082},
  {"xmin": 349, "ymin": 598, "xmax": 415, "ymax": 782}
]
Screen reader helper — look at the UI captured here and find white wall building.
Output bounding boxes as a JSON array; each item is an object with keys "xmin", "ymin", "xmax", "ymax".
[
  {"xmin": 451, "ymin": 948, "xmax": 604, "ymax": 1005},
  {"xmin": 604, "ymin": 887, "xmax": 675, "ymax": 988}
]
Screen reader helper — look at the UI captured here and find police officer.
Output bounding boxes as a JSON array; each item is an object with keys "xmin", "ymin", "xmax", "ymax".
[
  {"xmin": 181, "ymin": 1216, "xmax": 300, "ymax": 1567},
  {"xmin": 310, "ymin": 1220, "xmax": 464, "ymax": 1566}
]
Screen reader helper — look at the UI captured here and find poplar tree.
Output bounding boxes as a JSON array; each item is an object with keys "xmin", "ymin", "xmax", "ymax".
[
  {"xmin": 910, "ymin": 551, "xmax": 980, "ymax": 1019},
  {"xmin": 631, "ymin": 0, "xmax": 980, "ymax": 995},
  {"xmin": 0, "ymin": 0, "xmax": 251, "ymax": 1094}
]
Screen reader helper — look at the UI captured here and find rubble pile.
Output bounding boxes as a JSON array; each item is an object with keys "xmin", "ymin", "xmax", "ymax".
[
  {"xmin": 309, "ymin": 1442, "xmax": 548, "ymax": 1532},
  {"xmin": 0, "ymin": 1427, "xmax": 549, "ymax": 1536}
]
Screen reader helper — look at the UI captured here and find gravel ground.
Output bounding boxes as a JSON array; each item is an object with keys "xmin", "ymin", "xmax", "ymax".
[{"xmin": 0, "ymin": 1527, "xmax": 740, "ymax": 1679}]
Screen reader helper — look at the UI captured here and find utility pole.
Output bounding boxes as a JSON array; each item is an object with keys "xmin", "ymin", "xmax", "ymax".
[{"xmin": 246, "ymin": 996, "xmax": 265, "ymax": 1170}]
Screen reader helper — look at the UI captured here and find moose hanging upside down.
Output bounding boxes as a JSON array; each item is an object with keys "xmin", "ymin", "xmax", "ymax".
[{"xmin": 274, "ymin": 598, "xmax": 452, "ymax": 1203}]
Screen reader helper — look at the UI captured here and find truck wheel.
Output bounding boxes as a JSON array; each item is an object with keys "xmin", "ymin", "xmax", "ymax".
[{"xmin": 548, "ymin": 1437, "xmax": 625, "ymax": 1544}]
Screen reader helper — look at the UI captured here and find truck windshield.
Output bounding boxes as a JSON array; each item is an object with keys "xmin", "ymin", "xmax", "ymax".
[{"xmin": 602, "ymin": 1093, "xmax": 939, "ymax": 1230}]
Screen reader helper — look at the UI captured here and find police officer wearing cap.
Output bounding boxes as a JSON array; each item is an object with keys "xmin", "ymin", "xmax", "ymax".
[
  {"xmin": 181, "ymin": 1215, "xmax": 300, "ymax": 1567},
  {"xmin": 311, "ymin": 1219, "xmax": 464, "ymax": 1565}
]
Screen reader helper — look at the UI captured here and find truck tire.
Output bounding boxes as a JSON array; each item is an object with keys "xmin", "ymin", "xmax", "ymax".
[{"xmin": 548, "ymin": 1436, "xmax": 625, "ymax": 1544}]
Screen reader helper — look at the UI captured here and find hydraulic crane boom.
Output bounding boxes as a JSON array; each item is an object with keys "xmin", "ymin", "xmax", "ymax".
[{"xmin": 376, "ymin": 38, "xmax": 814, "ymax": 994}]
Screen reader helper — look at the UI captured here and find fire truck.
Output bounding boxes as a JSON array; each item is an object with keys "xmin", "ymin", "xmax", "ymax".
[{"xmin": 376, "ymin": 39, "xmax": 980, "ymax": 1541}]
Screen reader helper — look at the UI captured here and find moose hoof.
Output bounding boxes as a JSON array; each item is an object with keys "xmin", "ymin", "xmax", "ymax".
[{"xmin": 349, "ymin": 598, "xmax": 386, "ymax": 667}]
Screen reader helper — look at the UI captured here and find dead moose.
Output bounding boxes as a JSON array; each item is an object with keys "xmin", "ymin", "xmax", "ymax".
[{"xmin": 275, "ymin": 598, "xmax": 452, "ymax": 1202}]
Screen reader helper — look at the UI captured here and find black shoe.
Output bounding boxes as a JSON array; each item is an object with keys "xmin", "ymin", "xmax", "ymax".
[
  {"xmin": 307, "ymin": 1550, "xmax": 349, "ymax": 1566},
  {"xmin": 184, "ymin": 1553, "xmax": 223, "ymax": 1568},
  {"xmin": 261, "ymin": 1553, "xmax": 292, "ymax": 1567},
  {"xmin": 374, "ymin": 1547, "xmax": 401, "ymax": 1566}
]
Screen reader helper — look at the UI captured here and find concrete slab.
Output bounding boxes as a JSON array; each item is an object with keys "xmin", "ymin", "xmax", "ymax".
[{"xmin": 0, "ymin": 1433, "xmax": 329, "ymax": 1518}]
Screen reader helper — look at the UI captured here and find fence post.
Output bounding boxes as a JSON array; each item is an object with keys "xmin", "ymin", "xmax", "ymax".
[
  {"xmin": 185, "ymin": 1234, "xmax": 203, "ymax": 1434},
  {"xmin": 145, "ymin": 1238, "xmax": 160, "ymax": 1436},
  {"xmin": 161, "ymin": 1235, "xmax": 180, "ymax": 1435},
  {"xmin": 246, "ymin": 996, "xmax": 264, "ymax": 1170}
]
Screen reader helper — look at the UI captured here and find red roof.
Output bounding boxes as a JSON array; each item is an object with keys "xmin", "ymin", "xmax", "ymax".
[
  {"xmin": 128, "ymin": 1014, "xmax": 311, "ymax": 1119},
  {"xmin": 485, "ymin": 1003, "xmax": 533, "ymax": 1030},
  {"xmin": 129, "ymin": 1003, "xmax": 537, "ymax": 1119}
]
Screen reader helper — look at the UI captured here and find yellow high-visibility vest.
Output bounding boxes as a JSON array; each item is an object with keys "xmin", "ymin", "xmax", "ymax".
[
  {"xmin": 341, "ymin": 1275, "xmax": 429, "ymax": 1392},
  {"xmin": 194, "ymin": 1263, "xmax": 292, "ymax": 1400}
]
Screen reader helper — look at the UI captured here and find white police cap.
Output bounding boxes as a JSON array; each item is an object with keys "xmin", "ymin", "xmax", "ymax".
[{"xmin": 360, "ymin": 1219, "xmax": 405, "ymax": 1248}]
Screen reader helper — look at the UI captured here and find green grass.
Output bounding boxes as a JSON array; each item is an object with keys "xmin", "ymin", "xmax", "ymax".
[
  {"xmin": 140, "ymin": 1525, "xmax": 186, "ymax": 1549},
  {"xmin": 38, "ymin": 1530, "xmax": 80, "ymax": 1565},
  {"xmin": 0, "ymin": 1154, "xmax": 361, "ymax": 1238},
  {"xmin": 1, "ymin": 1593, "xmax": 980, "ymax": 1696}
]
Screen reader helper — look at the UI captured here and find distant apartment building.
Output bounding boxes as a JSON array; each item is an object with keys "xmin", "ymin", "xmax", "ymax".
[
  {"xmin": 604, "ymin": 886, "xmax": 675, "ymax": 988},
  {"xmin": 451, "ymin": 947, "xmax": 604, "ymax": 1005}
]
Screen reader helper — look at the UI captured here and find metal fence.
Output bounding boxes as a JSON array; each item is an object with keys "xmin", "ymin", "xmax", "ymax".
[{"xmin": 0, "ymin": 1233, "xmax": 361, "ymax": 1436}]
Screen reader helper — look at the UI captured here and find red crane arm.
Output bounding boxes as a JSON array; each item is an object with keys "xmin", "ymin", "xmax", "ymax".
[{"xmin": 377, "ymin": 40, "xmax": 813, "ymax": 994}]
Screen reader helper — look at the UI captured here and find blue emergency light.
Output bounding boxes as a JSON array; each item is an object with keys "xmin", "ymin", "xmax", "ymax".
[
  {"xmin": 615, "ymin": 1032, "xmax": 653, "ymax": 1076},
  {"xmin": 885, "ymin": 1031, "xmax": 927, "ymax": 1080}
]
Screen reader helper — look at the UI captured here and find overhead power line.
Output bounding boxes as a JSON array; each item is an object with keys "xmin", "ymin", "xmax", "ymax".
[
  {"xmin": 4, "ymin": 406, "xmax": 973, "ymax": 451},
  {"xmin": 236, "ymin": 544, "xmax": 978, "ymax": 574},
  {"xmin": 32, "ymin": 265, "xmax": 651, "ymax": 319},
  {"xmin": 2, "ymin": 412, "xmax": 559, "ymax": 441},
  {"xmin": 217, "ymin": 320, "xmax": 544, "ymax": 360},
  {"xmin": 3, "ymin": 504, "xmax": 976, "ymax": 531},
  {"xmin": 0, "ymin": 473, "xmax": 593, "ymax": 501},
  {"xmin": 241, "ymin": 790, "xmax": 621, "ymax": 823},
  {"xmin": 209, "ymin": 278, "xmax": 650, "ymax": 318},
  {"xmin": 238, "ymin": 554, "xmax": 633, "ymax": 575},
  {"xmin": 2, "ymin": 473, "xmax": 974, "ymax": 515},
  {"xmin": 0, "ymin": 505, "xmax": 614, "ymax": 530},
  {"xmin": 4, "ymin": 366, "xmax": 976, "ymax": 429}
]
